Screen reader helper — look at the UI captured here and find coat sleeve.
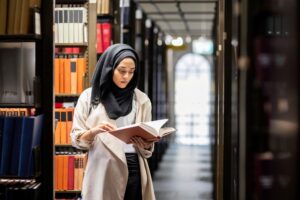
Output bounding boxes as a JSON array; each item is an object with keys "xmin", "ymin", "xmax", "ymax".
[
  {"xmin": 70, "ymin": 89, "xmax": 92, "ymax": 150},
  {"xmin": 136, "ymin": 98, "xmax": 155, "ymax": 158}
]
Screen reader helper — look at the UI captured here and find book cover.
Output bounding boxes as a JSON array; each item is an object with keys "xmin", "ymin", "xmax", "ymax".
[
  {"xmin": 67, "ymin": 155, "xmax": 75, "ymax": 190},
  {"xmin": 109, "ymin": 119, "xmax": 175, "ymax": 144},
  {"xmin": 0, "ymin": 0, "xmax": 7, "ymax": 34},
  {"xmin": 77, "ymin": 57, "xmax": 86, "ymax": 94},
  {"xmin": 0, "ymin": 117, "xmax": 15, "ymax": 175},
  {"xmin": 10, "ymin": 117, "xmax": 24, "ymax": 175},
  {"xmin": 18, "ymin": 114, "xmax": 43, "ymax": 177}
]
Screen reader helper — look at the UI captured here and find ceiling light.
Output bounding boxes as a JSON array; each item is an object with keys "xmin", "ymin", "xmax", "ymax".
[{"xmin": 172, "ymin": 37, "xmax": 183, "ymax": 46}]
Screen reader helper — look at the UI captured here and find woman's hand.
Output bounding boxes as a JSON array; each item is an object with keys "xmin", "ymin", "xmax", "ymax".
[
  {"xmin": 80, "ymin": 121, "xmax": 116, "ymax": 142},
  {"xmin": 90, "ymin": 121, "xmax": 116, "ymax": 135},
  {"xmin": 130, "ymin": 136, "xmax": 157, "ymax": 150}
]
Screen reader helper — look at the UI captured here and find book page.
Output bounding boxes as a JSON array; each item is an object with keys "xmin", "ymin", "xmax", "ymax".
[
  {"xmin": 141, "ymin": 119, "xmax": 168, "ymax": 135},
  {"xmin": 159, "ymin": 127, "xmax": 176, "ymax": 137},
  {"xmin": 109, "ymin": 119, "xmax": 169, "ymax": 143}
]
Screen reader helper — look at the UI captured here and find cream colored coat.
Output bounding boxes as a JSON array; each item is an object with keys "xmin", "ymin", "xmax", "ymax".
[{"xmin": 71, "ymin": 88, "xmax": 156, "ymax": 200}]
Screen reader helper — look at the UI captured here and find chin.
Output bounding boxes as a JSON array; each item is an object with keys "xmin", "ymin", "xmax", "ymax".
[{"xmin": 117, "ymin": 84, "xmax": 127, "ymax": 88}]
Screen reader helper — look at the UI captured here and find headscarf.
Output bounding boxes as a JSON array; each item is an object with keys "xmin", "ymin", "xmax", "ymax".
[{"xmin": 91, "ymin": 43, "xmax": 139, "ymax": 119}]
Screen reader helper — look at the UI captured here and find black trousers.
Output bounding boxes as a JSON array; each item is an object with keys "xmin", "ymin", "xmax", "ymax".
[{"xmin": 124, "ymin": 153, "xmax": 142, "ymax": 200}]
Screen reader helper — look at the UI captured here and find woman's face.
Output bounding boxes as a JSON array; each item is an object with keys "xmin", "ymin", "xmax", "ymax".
[{"xmin": 113, "ymin": 58, "xmax": 136, "ymax": 88}]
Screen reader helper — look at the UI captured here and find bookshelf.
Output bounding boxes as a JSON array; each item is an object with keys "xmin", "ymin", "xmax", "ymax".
[
  {"xmin": 235, "ymin": 0, "xmax": 299, "ymax": 199},
  {"xmin": 0, "ymin": 0, "xmax": 54, "ymax": 200},
  {"xmin": 53, "ymin": 0, "xmax": 95, "ymax": 199}
]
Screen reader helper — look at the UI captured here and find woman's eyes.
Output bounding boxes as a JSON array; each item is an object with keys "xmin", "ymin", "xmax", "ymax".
[{"xmin": 118, "ymin": 69, "xmax": 134, "ymax": 75}]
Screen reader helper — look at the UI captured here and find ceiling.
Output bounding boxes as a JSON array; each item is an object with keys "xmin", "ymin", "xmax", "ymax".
[{"xmin": 134, "ymin": 0, "xmax": 217, "ymax": 39}]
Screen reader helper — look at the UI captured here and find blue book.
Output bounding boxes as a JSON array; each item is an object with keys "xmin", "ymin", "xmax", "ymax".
[
  {"xmin": 18, "ymin": 117, "xmax": 35, "ymax": 177},
  {"xmin": 0, "ymin": 116, "xmax": 4, "ymax": 166},
  {"xmin": 18, "ymin": 114, "xmax": 43, "ymax": 177},
  {"xmin": 10, "ymin": 117, "xmax": 24, "ymax": 175},
  {"xmin": 0, "ymin": 117, "xmax": 15, "ymax": 175},
  {"xmin": 29, "ymin": 114, "xmax": 43, "ymax": 177}
]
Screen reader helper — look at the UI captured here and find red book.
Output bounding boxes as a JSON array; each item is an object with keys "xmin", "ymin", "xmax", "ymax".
[
  {"xmin": 96, "ymin": 23, "xmax": 103, "ymax": 53},
  {"xmin": 101, "ymin": 22, "xmax": 111, "ymax": 51},
  {"xmin": 68, "ymin": 155, "xmax": 75, "ymax": 190},
  {"xmin": 55, "ymin": 102, "xmax": 63, "ymax": 108},
  {"xmin": 63, "ymin": 47, "xmax": 73, "ymax": 54}
]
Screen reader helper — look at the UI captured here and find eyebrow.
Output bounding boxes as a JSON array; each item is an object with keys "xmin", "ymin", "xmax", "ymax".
[{"xmin": 117, "ymin": 66, "xmax": 136, "ymax": 70}]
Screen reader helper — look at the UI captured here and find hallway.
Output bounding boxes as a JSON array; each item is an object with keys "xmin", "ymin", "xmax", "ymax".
[{"xmin": 153, "ymin": 143, "xmax": 213, "ymax": 200}]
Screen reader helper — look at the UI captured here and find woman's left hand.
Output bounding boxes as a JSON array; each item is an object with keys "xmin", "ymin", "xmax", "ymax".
[{"xmin": 130, "ymin": 136, "xmax": 156, "ymax": 150}]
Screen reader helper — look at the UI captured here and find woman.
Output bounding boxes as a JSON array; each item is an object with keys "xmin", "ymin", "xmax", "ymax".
[{"xmin": 71, "ymin": 43, "xmax": 156, "ymax": 200}]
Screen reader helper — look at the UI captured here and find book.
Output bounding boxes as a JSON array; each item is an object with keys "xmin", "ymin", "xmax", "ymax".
[{"xmin": 109, "ymin": 119, "xmax": 176, "ymax": 144}]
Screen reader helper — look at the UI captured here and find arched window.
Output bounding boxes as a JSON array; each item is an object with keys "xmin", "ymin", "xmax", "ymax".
[{"xmin": 175, "ymin": 53, "xmax": 211, "ymax": 145}]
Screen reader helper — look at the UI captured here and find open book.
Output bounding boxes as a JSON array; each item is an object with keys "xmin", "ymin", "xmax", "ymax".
[{"xmin": 109, "ymin": 119, "xmax": 176, "ymax": 144}]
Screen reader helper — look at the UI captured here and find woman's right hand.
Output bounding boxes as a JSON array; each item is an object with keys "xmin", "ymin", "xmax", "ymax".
[
  {"xmin": 90, "ymin": 121, "xmax": 116, "ymax": 135},
  {"xmin": 80, "ymin": 121, "xmax": 116, "ymax": 142}
]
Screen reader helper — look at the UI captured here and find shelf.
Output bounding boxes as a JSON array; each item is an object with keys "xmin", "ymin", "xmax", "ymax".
[
  {"xmin": 55, "ymin": 190, "xmax": 81, "ymax": 193},
  {"xmin": 56, "ymin": 0, "xmax": 87, "ymax": 4},
  {"xmin": 0, "ymin": 34, "xmax": 42, "ymax": 42},
  {"xmin": 0, "ymin": 175, "xmax": 38, "ymax": 180},
  {"xmin": 97, "ymin": 14, "xmax": 114, "ymax": 20},
  {"xmin": 0, "ymin": 103, "xmax": 35, "ymax": 108},
  {"xmin": 55, "ymin": 43, "xmax": 88, "ymax": 47},
  {"xmin": 56, "ymin": 94, "xmax": 80, "ymax": 97},
  {"xmin": 55, "ymin": 145, "xmax": 86, "ymax": 153},
  {"xmin": 55, "ymin": 144, "xmax": 74, "ymax": 147}
]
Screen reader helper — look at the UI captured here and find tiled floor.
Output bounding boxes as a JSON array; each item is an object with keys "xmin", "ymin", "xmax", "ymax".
[{"xmin": 153, "ymin": 143, "xmax": 213, "ymax": 200}]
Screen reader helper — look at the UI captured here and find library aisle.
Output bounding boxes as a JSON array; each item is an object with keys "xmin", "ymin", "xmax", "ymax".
[{"xmin": 153, "ymin": 143, "xmax": 213, "ymax": 200}]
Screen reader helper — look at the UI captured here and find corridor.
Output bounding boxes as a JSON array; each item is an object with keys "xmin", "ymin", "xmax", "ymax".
[{"xmin": 153, "ymin": 143, "xmax": 213, "ymax": 200}]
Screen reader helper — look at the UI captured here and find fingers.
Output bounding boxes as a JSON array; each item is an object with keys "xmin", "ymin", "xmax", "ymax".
[
  {"xmin": 131, "ymin": 137, "xmax": 153, "ymax": 149},
  {"xmin": 98, "ymin": 121, "xmax": 116, "ymax": 132},
  {"xmin": 91, "ymin": 121, "xmax": 116, "ymax": 135}
]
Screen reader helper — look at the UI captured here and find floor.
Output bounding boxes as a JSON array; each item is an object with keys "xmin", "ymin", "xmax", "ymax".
[{"xmin": 153, "ymin": 143, "xmax": 213, "ymax": 200}]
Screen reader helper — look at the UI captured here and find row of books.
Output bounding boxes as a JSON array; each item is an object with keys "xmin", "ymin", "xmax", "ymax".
[
  {"xmin": 97, "ymin": 0, "xmax": 111, "ymax": 15},
  {"xmin": 54, "ymin": 57, "xmax": 87, "ymax": 95},
  {"xmin": 0, "ymin": 0, "xmax": 41, "ymax": 35},
  {"xmin": 0, "ymin": 179, "xmax": 41, "ymax": 200},
  {"xmin": 55, "ymin": 108, "xmax": 74, "ymax": 145},
  {"xmin": 0, "ymin": 108, "xmax": 34, "ymax": 117},
  {"xmin": 55, "ymin": 154, "xmax": 87, "ymax": 191},
  {"xmin": 55, "ymin": 47, "xmax": 83, "ymax": 55},
  {"xmin": 96, "ymin": 22, "xmax": 112, "ymax": 54},
  {"xmin": 256, "ymin": 14, "xmax": 288, "ymax": 36},
  {"xmin": 54, "ymin": 7, "xmax": 88, "ymax": 44},
  {"xmin": 0, "ymin": 115, "xmax": 43, "ymax": 177}
]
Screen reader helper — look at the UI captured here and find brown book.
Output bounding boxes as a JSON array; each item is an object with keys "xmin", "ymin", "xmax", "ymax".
[
  {"xmin": 19, "ymin": 108, "xmax": 29, "ymax": 116},
  {"xmin": 64, "ymin": 58, "xmax": 71, "ymax": 94},
  {"xmin": 77, "ymin": 57, "xmax": 86, "ymax": 94},
  {"xmin": 13, "ymin": 0, "xmax": 21, "ymax": 34},
  {"xmin": 63, "ymin": 155, "xmax": 69, "ymax": 190},
  {"xmin": 0, "ymin": 0, "xmax": 8, "ymax": 34},
  {"xmin": 7, "ymin": 0, "xmax": 17, "ymax": 34},
  {"xmin": 54, "ymin": 155, "xmax": 59, "ymax": 190},
  {"xmin": 60, "ymin": 110, "xmax": 67, "ymax": 145},
  {"xmin": 78, "ymin": 155, "xmax": 84, "ymax": 190},
  {"xmin": 54, "ymin": 58, "xmax": 60, "ymax": 94},
  {"xmin": 19, "ymin": 0, "xmax": 30, "ymax": 34},
  {"xmin": 54, "ymin": 109, "xmax": 61, "ymax": 145},
  {"xmin": 66, "ymin": 108, "xmax": 74, "ymax": 144},
  {"xmin": 70, "ymin": 58, "xmax": 77, "ymax": 94},
  {"xmin": 109, "ymin": 119, "xmax": 176, "ymax": 144},
  {"xmin": 56, "ymin": 155, "xmax": 64, "ymax": 190},
  {"xmin": 74, "ymin": 155, "xmax": 79, "ymax": 190},
  {"xmin": 58, "ymin": 57, "xmax": 65, "ymax": 94}
]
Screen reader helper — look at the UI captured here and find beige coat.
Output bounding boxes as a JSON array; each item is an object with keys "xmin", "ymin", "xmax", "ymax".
[{"xmin": 71, "ymin": 88, "xmax": 156, "ymax": 200}]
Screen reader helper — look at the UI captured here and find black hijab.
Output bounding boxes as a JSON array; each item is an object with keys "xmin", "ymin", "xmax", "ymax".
[{"xmin": 91, "ymin": 43, "xmax": 139, "ymax": 119}]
